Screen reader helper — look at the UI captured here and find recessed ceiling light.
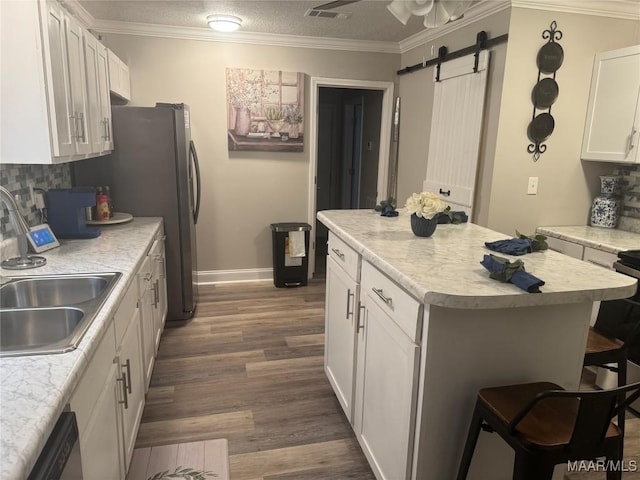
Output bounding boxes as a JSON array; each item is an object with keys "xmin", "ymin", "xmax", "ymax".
[{"xmin": 207, "ymin": 14, "xmax": 242, "ymax": 32}]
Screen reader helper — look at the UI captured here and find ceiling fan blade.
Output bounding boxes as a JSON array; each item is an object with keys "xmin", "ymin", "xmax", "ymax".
[{"xmin": 313, "ymin": 0, "xmax": 361, "ymax": 10}]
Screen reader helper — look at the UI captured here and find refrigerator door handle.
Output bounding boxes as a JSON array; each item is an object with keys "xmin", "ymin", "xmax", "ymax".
[{"xmin": 190, "ymin": 140, "xmax": 201, "ymax": 225}]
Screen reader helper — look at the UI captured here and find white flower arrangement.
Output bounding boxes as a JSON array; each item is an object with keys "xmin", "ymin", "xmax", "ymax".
[{"xmin": 405, "ymin": 192, "xmax": 448, "ymax": 219}]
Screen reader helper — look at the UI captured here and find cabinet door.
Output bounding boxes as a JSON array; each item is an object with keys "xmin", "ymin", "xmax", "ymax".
[
  {"xmin": 41, "ymin": 0, "xmax": 75, "ymax": 157},
  {"xmin": 83, "ymin": 33, "xmax": 103, "ymax": 154},
  {"xmin": 80, "ymin": 362, "xmax": 124, "ymax": 480},
  {"xmin": 355, "ymin": 297, "xmax": 420, "ymax": 480},
  {"xmin": 582, "ymin": 45, "xmax": 640, "ymax": 163},
  {"xmin": 138, "ymin": 259, "xmax": 156, "ymax": 389},
  {"xmin": 119, "ymin": 61, "xmax": 131, "ymax": 100},
  {"xmin": 64, "ymin": 14, "xmax": 91, "ymax": 155},
  {"xmin": 325, "ymin": 256, "xmax": 359, "ymax": 422},
  {"xmin": 152, "ymin": 237, "xmax": 168, "ymax": 351},
  {"xmin": 97, "ymin": 43, "xmax": 114, "ymax": 152},
  {"xmin": 117, "ymin": 307, "xmax": 145, "ymax": 471}
]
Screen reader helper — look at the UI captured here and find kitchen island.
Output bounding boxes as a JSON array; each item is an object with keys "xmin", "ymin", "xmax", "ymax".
[
  {"xmin": 0, "ymin": 218, "xmax": 163, "ymax": 480},
  {"xmin": 318, "ymin": 209, "xmax": 637, "ymax": 480}
]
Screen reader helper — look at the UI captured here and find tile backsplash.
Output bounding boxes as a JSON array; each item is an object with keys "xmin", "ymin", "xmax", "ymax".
[
  {"xmin": 0, "ymin": 163, "xmax": 71, "ymax": 240},
  {"xmin": 614, "ymin": 164, "xmax": 640, "ymax": 219}
]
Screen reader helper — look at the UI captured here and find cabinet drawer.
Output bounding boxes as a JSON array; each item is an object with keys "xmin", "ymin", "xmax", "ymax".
[
  {"xmin": 361, "ymin": 260, "xmax": 421, "ymax": 343},
  {"xmin": 328, "ymin": 232, "xmax": 360, "ymax": 281},
  {"xmin": 546, "ymin": 236, "xmax": 584, "ymax": 259},
  {"xmin": 583, "ymin": 247, "xmax": 618, "ymax": 270}
]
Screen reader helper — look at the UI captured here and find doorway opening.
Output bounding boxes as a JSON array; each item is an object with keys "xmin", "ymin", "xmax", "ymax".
[{"xmin": 307, "ymin": 78, "xmax": 395, "ymax": 277}]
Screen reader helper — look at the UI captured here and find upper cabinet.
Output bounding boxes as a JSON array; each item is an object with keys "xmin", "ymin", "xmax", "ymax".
[
  {"xmin": 582, "ymin": 45, "xmax": 640, "ymax": 164},
  {"xmin": 108, "ymin": 49, "xmax": 131, "ymax": 102},
  {"xmin": 0, "ymin": 0, "xmax": 119, "ymax": 164}
]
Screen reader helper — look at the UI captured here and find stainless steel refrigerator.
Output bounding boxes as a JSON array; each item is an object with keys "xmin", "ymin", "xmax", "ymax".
[{"xmin": 72, "ymin": 103, "xmax": 201, "ymax": 325}]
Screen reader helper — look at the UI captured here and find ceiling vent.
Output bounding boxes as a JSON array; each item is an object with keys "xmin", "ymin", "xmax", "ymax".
[{"xmin": 305, "ymin": 9, "xmax": 351, "ymax": 19}]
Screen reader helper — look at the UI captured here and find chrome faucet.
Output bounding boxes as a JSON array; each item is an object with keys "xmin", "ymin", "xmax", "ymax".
[{"xmin": 0, "ymin": 185, "xmax": 46, "ymax": 269}]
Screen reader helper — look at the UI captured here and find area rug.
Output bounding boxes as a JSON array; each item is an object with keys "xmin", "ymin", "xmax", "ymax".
[
  {"xmin": 564, "ymin": 417, "xmax": 640, "ymax": 479},
  {"xmin": 126, "ymin": 439, "xmax": 229, "ymax": 480}
]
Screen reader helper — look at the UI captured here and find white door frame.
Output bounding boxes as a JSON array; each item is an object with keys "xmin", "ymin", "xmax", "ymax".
[{"xmin": 307, "ymin": 77, "xmax": 395, "ymax": 277}]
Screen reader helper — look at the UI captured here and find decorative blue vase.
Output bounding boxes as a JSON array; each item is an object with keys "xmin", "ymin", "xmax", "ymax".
[
  {"xmin": 590, "ymin": 176, "xmax": 621, "ymax": 229},
  {"xmin": 410, "ymin": 213, "xmax": 438, "ymax": 237}
]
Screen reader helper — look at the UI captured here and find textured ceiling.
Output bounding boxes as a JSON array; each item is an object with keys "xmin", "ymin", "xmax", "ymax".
[{"xmin": 78, "ymin": 0, "xmax": 432, "ymax": 42}]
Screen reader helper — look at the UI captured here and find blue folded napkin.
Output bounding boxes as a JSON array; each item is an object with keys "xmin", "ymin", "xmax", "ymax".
[
  {"xmin": 485, "ymin": 238, "xmax": 532, "ymax": 256},
  {"xmin": 480, "ymin": 254, "xmax": 545, "ymax": 293},
  {"xmin": 437, "ymin": 211, "xmax": 468, "ymax": 224}
]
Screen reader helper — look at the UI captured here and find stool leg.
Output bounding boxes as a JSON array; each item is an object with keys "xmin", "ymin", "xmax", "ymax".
[
  {"xmin": 617, "ymin": 358, "xmax": 627, "ymax": 436},
  {"xmin": 456, "ymin": 404, "xmax": 484, "ymax": 480},
  {"xmin": 605, "ymin": 438, "xmax": 623, "ymax": 480}
]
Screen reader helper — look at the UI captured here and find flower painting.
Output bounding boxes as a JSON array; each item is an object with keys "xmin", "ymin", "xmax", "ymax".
[{"xmin": 226, "ymin": 68, "xmax": 305, "ymax": 152}]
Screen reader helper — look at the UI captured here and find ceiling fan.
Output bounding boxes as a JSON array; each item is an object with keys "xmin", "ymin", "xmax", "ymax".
[{"xmin": 312, "ymin": 0, "xmax": 477, "ymax": 29}]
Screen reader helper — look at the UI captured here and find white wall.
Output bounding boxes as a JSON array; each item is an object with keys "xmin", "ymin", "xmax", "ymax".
[{"xmin": 102, "ymin": 34, "xmax": 399, "ymax": 276}]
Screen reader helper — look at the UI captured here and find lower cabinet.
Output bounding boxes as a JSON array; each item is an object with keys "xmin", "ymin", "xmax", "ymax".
[
  {"xmin": 324, "ymin": 256, "xmax": 359, "ymax": 422},
  {"xmin": 70, "ymin": 321, "xmax": 123, "ymax": 480},
  {"xmin": 324, "ymin": 248, "xmax": 422, "ymax": 480},
  {"xmin": 138, "ymin": 254, "xmax": 156, "ymax": 390}
]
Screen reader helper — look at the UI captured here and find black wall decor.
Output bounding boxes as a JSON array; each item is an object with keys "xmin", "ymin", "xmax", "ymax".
[{"xmin": 527, "ymin": 21, "xmax": 563, "ymax": 161}]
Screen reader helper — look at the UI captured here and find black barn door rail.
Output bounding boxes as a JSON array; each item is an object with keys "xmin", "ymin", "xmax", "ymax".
[{"xmin": 397, "ymin": 31, "xmax": 509, "ymax": 77}]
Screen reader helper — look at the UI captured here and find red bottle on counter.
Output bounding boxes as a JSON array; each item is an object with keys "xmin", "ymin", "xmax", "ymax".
[{"xmin": 96, "ymin": 186, "xmax": 111, "ymax": 221}]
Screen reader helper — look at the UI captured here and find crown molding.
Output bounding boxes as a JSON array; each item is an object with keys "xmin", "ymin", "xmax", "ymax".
[
  {"xmin": 90, "ymin": 19, "xmax": 401, "ymax": 54},
  {"xmin": 398, "ymin": 0, "xmax": 511, "ymax": 54},
  {"xmin": 511, "ymin": 0, "xmax": 640, "ymax": 20},
  {"xmin": 58, "ymin": 0, "xmax": 638, "ymax": 56}
]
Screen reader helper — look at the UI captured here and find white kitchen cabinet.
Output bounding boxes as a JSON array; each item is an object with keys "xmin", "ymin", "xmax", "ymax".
[
  {"xmin": 108, "ymin": 49, "xmax": 131, "ymax": 101},
  {"xmin": 138, "ymin": 255, "xmax": 156, "ymax": 390},
  {"xmin": 354, "ymin": 260, "xmax": 421, "ymax": 480},
  {"xmin": 325, "ymin": 256, "xmax": 359, "ymax": 422},
  {"xmin": 70, "ymin": 322, "xmax": 124, "ymax": 480},
  {"xmin": 0, "ymin": 0, "xmax": 113, "ymax": 164},
  {"xmin": 84, "ymin": 33, "xmax": 113, "ymax": 154},
  {"xmin": 115, "ymin": 300, "xmax": 145, "ymax": 470},
  {"xmin": 582, "ymin": 44, "xmax": 640, "ymax": 164},
  {"xmin": 150, "ymin": 234, "xmax": 168, "ymax": 352}
]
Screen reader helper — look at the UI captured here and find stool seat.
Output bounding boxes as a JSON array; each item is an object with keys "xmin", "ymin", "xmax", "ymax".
[
  {"xmin": 479, "ymin": 382, "xmax": 620, "ymax": 449},
  {"xmin": 456, "ymin": 381, "xmax": 640, "ymax": 480},
  {"xmin": 585, "ymin": 327, "xmax": 624, "ymax": 356}
]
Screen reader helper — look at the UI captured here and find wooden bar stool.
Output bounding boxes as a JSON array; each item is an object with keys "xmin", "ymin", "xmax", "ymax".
[
  {"xmin": 583, "ymin": 297, "xmax": 640, "ymax": 435},
  {"xmin": 456, "ymin": 381, "xmax": 640, "ymax": 480}
]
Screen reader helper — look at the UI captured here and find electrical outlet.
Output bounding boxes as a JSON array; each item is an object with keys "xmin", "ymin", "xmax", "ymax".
[
  {"xmin": 34, "ymin": 192, "xmax": 45, "ymax": 209},
  {"xmin": 527, "ymin": 177, "xmax": 539, "ymax": 195}
]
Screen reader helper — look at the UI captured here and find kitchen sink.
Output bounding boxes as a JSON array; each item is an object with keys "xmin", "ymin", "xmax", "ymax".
[
  {"xmin": 0, "ymin": 272, "xmax": 121, "ymax": 357},
  {"xmin": 1, "ymin": 275, "xmax": 111, "ymax": 308}
]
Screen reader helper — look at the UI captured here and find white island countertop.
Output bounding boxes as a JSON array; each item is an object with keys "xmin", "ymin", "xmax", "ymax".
[
  {"xmin": 0, "ymin": 217, "xmax": 162, "ymax": 480},
  {"xmin": 318, "ymin": 210, "xmax": 637, "ymax": 309},
  {"xmin": 537, "ymin": 225, "xmax": 640, "ymax": 254}
]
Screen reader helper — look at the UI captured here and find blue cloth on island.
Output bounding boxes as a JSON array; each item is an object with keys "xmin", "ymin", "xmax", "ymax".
[
  {"xmin": 437, "ymin": 211, "xmax": 468, "ymax": 224},
  {"xmin": 480, "ymin": 254, "xmax": 545, "ymax": 293},
  {"xmin": 485, "ymin": 238, "xmax": 532, "ymax": 256}
]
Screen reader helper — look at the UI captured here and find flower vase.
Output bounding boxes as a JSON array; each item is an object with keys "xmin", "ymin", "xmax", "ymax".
[
  {"xmin": 233, "ymin": 107, "xmax": 251, "ymax": 136},
  {"xmin": 289, "ymin": 123, "xmax": 299, "ymax": 139},
  {"xmin": 590, "ymin": 175, "xmax": 621, "ymax": 229},
  {"xmin": 410, "ymin": 213, "xmax": 438, "ymax": 237}
]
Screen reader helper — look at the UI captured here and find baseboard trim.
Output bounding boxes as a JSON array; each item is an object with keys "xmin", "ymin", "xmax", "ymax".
[{"xmin": 197, "ymin": 268, "xmax": 273, "ymax": 285}]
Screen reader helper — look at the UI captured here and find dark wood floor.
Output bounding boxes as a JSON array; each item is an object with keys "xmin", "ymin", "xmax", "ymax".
[{"xmin": 135, "ymin": 278, "xmax": 375, "ymax": 480}]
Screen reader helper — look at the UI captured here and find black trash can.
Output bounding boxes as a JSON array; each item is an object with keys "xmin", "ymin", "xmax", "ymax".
[{"xmin": 270, "ymin": 222, "xmax": 311, "ymax": 288}]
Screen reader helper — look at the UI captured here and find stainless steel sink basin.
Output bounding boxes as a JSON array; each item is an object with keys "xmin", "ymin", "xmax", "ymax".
[
  {"xmin": 1, "ymin": 275, "xmax": 110, "ymax": 308},
  {"xmin": 0, "ymin": 272, "xmax": 121, "ymax": 357},
  {"xmin": 0, "ymin": 308, "xmax": 85, "ymax": 353}
]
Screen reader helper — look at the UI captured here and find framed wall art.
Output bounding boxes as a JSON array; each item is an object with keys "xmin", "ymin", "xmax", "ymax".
[{"xmin": 226, "ymin": 68, "xmax": 305, "ymax": 152}]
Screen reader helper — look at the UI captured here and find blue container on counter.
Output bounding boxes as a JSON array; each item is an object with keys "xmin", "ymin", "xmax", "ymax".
[{"xmin": 45, "ymin": 188, "xmax": 101, "ymax": 239}]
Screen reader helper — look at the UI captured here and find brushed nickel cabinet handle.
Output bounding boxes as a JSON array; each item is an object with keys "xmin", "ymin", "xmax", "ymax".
[
  {"xmin": 357, "ymin": 304, "xmax": 365, "ymax": 332},
  {"xmin": 627, "ymin": 127, "xmax": 637, "ymax": 155},
  {"xmin": 122, "ymin": 358, "xmax": 132, "ymax": 394},
  {"xmin": 331, "ymin": 248, "xmax": 345, "ymax": 260},
  {"xmin": 346, "ymin": 289, "xmax": 353, "ymax": 318},
  {"xmin": 117, "ymin": 373, "xmax": 129, "ymax": 409},
  {"xmin": 372, "ymin": 287, "xmax": 393, "ymax": 307}
]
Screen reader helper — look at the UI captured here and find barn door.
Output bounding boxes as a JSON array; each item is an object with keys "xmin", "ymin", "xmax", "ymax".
[{"xmin": 423, "ymin": 51, "xmax": 489, "ymax": 218}]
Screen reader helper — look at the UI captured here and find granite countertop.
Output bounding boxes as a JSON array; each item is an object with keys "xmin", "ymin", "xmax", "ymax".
[
  {"xmin": 0, "ymin": 217, "xmax": 162, "ymax": 480},
  {"xmin": 536, "ymin": 225, "xmax": 640, "ymax": 254},
  {"xmin": 317, "ymin": 210, "xmax": 637, "ymax": 309}
]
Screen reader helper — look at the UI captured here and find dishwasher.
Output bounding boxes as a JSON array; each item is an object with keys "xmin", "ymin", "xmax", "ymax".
[{"xmin": 28, "ymin": 412, "xmax": 82, "ymax": 479}]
